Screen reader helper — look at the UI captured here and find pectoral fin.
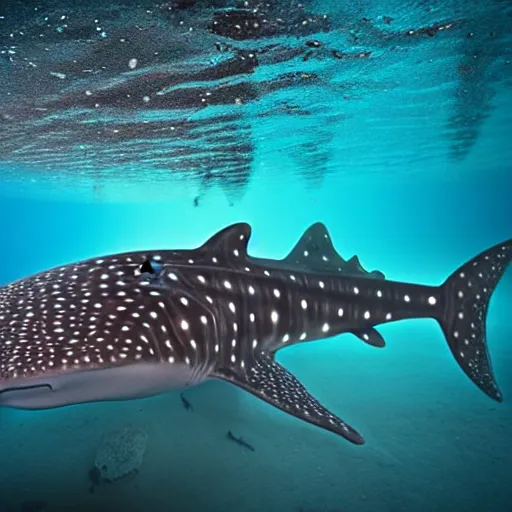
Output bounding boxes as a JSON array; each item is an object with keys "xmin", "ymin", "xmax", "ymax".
[{"xmin": 213, "ymin": 352, "xmax": 364, "ymax": 444}]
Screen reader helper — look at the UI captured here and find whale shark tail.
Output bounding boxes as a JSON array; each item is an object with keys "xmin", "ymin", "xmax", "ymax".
[{"xmin": 438, "ymin": 238, "xmax": 512, "ymax": 402}]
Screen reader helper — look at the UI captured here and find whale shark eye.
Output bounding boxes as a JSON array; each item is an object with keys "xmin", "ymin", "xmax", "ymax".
[
  {"xmin": 150, "ymin": 258, "xmax": 163, "ymax": 273},
  {"xmin": 138, "ymin": 258, "xmax": 163, "ymax": 275},
  {"xmin": 139, "ymin": 260, "xmax": 155, "ymax": 274}
]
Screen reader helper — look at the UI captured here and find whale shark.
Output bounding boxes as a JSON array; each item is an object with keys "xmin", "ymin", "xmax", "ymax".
[{"xmin": 0, "ymin": 223, "xmax": 510, "ymax": 444}]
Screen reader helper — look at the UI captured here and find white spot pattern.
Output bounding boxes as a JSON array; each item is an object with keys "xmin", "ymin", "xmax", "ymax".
[{"xmin": 0, "ymin": 222, "xmax": 509, "ymax": 445}]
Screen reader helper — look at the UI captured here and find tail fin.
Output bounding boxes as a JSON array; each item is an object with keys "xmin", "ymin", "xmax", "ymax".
[{"xmin": 439, "ymin": 238, "xmax": 512, "ymax": 402}]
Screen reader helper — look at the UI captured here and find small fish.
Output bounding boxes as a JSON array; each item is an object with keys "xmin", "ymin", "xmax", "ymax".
[
  {"xmin": 227, "ymin": 430, "xmax": 255, "ymax": 452},
  {"xmin": 180, "ymin": 392, "xmax": 193, "ymax": 411},
  {"xmin": 88, "ymin": 466, "xmax": 101, "ymax": 494},
  {"xmin": 0, "ymin": 223, "xmax": 510, "ymax": 444}
]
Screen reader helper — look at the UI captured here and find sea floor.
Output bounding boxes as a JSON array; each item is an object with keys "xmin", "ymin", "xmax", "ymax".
[{"xmin": 1, "ymin": 310, "xmax": 511, "ymax": 512}]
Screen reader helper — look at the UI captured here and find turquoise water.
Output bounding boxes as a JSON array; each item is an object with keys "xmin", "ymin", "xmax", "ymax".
[{"xmin": 1, "ymin": 1, "xmax": 511, "ymax": 511}]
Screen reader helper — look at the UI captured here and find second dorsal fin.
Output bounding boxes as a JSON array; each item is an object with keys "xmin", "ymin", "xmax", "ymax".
[{"xmin": 282, "ymin": 223, "xmax": 385, "ymax": 279}]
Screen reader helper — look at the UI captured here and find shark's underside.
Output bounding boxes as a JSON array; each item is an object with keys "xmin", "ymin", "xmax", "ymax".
[{"xmin": 0, "ymin": 223, "xmax": 510, "ymax": 445}]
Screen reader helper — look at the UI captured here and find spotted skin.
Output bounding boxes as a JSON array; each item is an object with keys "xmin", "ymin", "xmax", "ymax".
[{"xmin": 0, "ymin": 223, "xmax": 510, "ymax": 444}]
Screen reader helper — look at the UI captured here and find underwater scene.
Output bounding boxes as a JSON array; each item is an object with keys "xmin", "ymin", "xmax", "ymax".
[{"xmin": 0, "ymin": 0, "xmax": 511, "ymax": 511}]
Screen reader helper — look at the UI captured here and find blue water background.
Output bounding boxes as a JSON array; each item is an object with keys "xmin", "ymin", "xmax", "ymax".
[
  {"xmin": 0, "ymin": 166, "xmax": 511, "ymax": 511},
  {"xmin": 0, "ymin": 0, "xmax": 511, "ymax": 511}
]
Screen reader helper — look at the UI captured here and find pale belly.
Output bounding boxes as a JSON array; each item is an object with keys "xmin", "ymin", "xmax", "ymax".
[{"xmin": 0, "ymin": 362, "xmax": 202, "ymax": 410}]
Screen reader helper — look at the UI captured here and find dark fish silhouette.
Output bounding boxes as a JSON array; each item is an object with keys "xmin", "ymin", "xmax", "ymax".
[
  {"xmin": 0, "ymin": 223, "xmax": 510, "ymax": 444},
  {"xmin": 180, "ymin": 392, "xmax": 193, "ymax": 411},
  {"xmin": 227, "ymin": 430, "xmax": 255, "ymax": 452}
]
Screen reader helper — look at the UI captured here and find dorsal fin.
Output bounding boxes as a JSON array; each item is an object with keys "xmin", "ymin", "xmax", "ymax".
[
  {"xmin": 198, "ymin": 223, "xmax": 252, "ymax": 259},
  {"xmin": 282, "ymin": 223, "xmax": 385, "ymax": 279}
]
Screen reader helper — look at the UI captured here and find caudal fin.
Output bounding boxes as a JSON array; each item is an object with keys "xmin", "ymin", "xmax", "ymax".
[{"xmin": 439, "ymin": 238, "xmax": 512, "ymax": 402}]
